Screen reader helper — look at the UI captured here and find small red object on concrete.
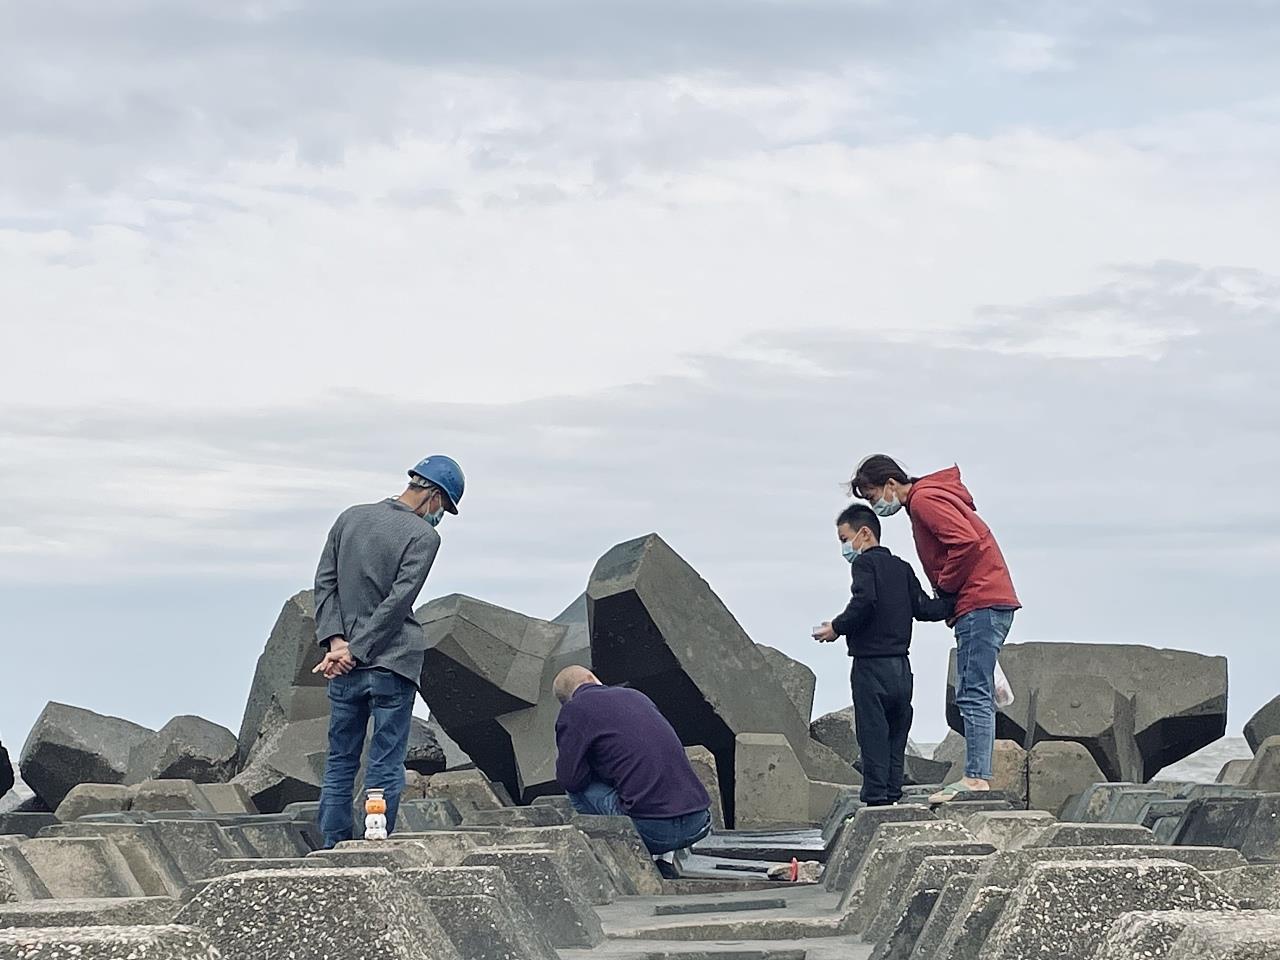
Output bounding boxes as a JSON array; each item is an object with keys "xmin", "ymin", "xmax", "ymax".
[{"xmin": 789, "ymin": 857, "xmax": 799, "ymax": 882}]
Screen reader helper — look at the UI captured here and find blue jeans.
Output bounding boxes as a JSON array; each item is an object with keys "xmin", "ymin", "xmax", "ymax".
[
  {"xmin": 568, "ymin": 780, "xmax": 712, "ymax": 856},
  {"xmin": 953, "ymin": 608, "xmax": 1015, "ymax": 780},
  {"xmin": 318, "ymin": 667, "xmax": 417, "ymax": 848}
]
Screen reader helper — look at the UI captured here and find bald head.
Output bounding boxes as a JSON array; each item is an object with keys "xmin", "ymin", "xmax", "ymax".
[{"xmin": 554, "ymin": 665, "xmax": 600, "ymax": 703}]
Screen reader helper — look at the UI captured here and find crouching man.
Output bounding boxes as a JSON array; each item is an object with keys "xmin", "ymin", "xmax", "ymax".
[{"xmin": 553, "ymin": 666, "xmax": 712, "ymax": 875}]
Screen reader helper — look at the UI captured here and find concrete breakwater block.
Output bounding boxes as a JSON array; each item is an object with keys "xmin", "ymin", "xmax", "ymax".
[
  {"xmin": 947, "ymin": 642, "xmax": 1227, "ymax": 782},
  {"xmin": 462, "ymin": 847, "xmax": 605, "ymax": 948},
  {"xmin": 0, "ymin": 896, "xmax": 177, "ymax": 928},
  {"xmin": 0, "ymin": 925, "xmax": 219, "ymax": 960},
  {"xmin": 19, "ymin": 702, "xmax": 155, "ymax": 811},
  {"xmin": 1173, "ymin": 793, "xmax": 1280, "ymax": 861},
  {"xmin": 980, "ymin": 859, "xmax": 1236, "ymax": 960},
  {"xmin": 823, "ymin": 805, "xmax": 937, "ymax": 893},
  {"xmin": 480, "ymin": 825, "xmax": 616, "ymax": 905},
  {"xmin": 1210, "ymin": 864, "xmax": 1280, "ymax": 909},
  {"xmin": 1165, "ymin": 910, "xmax": 1280, "ymax": 959},
  {"xmin": 931, "ymin": 844, "xmax": 1245, "ymax": 960},
  {"xmin": 1030, "ymin": 822, "xmax": 1157, "ymax": 847},
  {"xmin": 1245, "ymin": 694, "xmax": 1280, "ymax": 753},
  {"xmin": 869, "ymin": 855, "xmax": 986, "ymax": 960},
  {"xmin": 177, "ymin": 866, "xmax": 461, "ymax": 960},
  {"xmin": 839, "ymin": 821, "xmax": 975, "ymax": 927},
  {"xmin": 126, "ymin": 716, "xmax": 238, "ymax": 785},
  {"xmin": 390, "ymin": 830, "xmax": 497, "ymax": 866},
  {"xmin": 863, "ymin": 843, "xmax": 996, "ymax": 945},
  {"xmin": 586, "ymin": 534, "xmax": 856, "ymax": 826},
  {"xmin": 12, "ymin": 836, "xmax": 146, "ymax": 900},
  {"xmin": 573, "ymin": 815, "xmax": 665, "ymax": 896},
  {"xmin": 403, "ymin": 866, "xmax": 559, "ymax": 960},
  {"xmin": 35, "ymin": 822, "xmax": 188, "ymax": 899},
  {"xmin": 964, "ymin": 810, "xmax": 1055, "ymax": 850},
  {"xmin": 1095, "ymin": 911, "xmax": 1254, "ymax": 960}
]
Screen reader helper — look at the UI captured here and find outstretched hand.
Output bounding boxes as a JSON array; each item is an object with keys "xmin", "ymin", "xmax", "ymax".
[{"xmin": 812, "ymin": 622, "xmax": 837, "ymax": 643}]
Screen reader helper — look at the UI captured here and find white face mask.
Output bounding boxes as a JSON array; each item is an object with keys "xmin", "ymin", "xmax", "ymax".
[
  {"xmin": 872, "ymin": 492, "xmax": 903, "ymax": 517},
  {"xmin": 422, "ymin": 492, "xmax": 445, "ymax": 527}
]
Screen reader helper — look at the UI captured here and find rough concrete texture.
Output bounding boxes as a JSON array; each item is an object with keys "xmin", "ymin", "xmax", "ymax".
[
  {"xmin": 931, "ymin": 844, "xmax": 1244, "ymax": 960},
  {"xmin": 207, "ymin": 857, "xmax": 327, "ymax": 876},
  {"xmin": 468, "ymin": 825, "xmax": 616, "ymax": 904},
  {"xmin": 824, "ymin": 805, "xmax": 937, "ymax": 893},
  {"xmin": 684, "ymin": 746, "xmax": 726, "ymax": 830},
  {"xmin": 1028, "ymin": 741, "xmax": 1106, "ymax": 814},
  {"xmin": 1241, "ymin": 735, "xmax": 1280, "ymax": 790},
  {"xmin": 983, "ymin": 859, "xmax": 1235, "ymax": 960},
  {"xmin": 126, "ymin": 716, "xmax": 237, "ymax": 785},
  {"xmin": 129, "ymin": 780, "xmax": 216, "ymax": 815},
  {"xmin": 840, "ymin": 821, "xmax": 976, "ymax": 929},
  {"xmin": 948, "ymin": 642, "xmax": 1228, "ymax": 781},
  {"xmin": 869, "ymin": 855, "xmax": 986, "ymax": 960},
  {"xmin": 755, "ymin": 644, "xmax": 817, "ymax": 723},
  {"xmin": 417, "ymin": 593, "xmax": 569, "ymax": 804},
  {"xmin": 463, "ymin": 805, "xmax": 567, "ymax": 827},
  {"xmin": 17, "ymin": 836, "xmax": 147, "ymax": 899},
  {"xmin": 1106, "ymin": 787, "xmax": 1172, "ymax": 824},
  {"xmin": 235, "ymin": 589, "xmax": 327, "ymax": 769},
  {"xmin": 1218, "ymin": 758, "xmax": 1252, "ymax": 784},
  {"xmin": 178, "ymin": 865, "xmax": 460, "ymax": 960},
  {"xmin": 145, "ymin": 819, "xmax": 249, "ymax": 883},
  {"xmin": 424, "ymin": 769, "xmax": 507, "ymax": 812},
  {"xmin": 198, "ymin": 783, "xmax": 256, "ymax": 815},
  {"xmin": 462, "ymin": 847, "xmax": 606, "ymax": 947},
  {"xmin": 734, "ymin": 733, "xmax": 826, "ymax": 829},
  {"xmin": 230, "ymin": 715, "xmax": 329, "ymax": 812},
  {"xmin": 223, "ymin": 821, "xmax": 311, "ymax": 859},
  {"xmin": 18, "ymin": 703, "xmax": 155, "ymax": 811},
  {"xmin": 810, "ymin": 707, "xmax": 858, "ymax": 766},
  {"xmin": 1165, "ymin": 912, "xmax": 1280, "ymax": 960},
  {"xmin": 1210, "ymin": 864, "xmax": 1280, "ymax": 908},
  {"xmin": 404, "ymin": 716, "xmax": 447, "ymax": 775},
  {"xmin": 1246, "ymin": 695, "xmax": 1280, "ymax": 754},
  {"xmin": 1096, "ymin": 910, "xmax": 1227, "ymax": 960},
  {"xmin": 1031, "ymin": 822, "xmax": 1158, "ymax": 846},
  {"xmin": 402, "ymin": 866, "xmax": 560, "ymax": 960},
  {"xmin": 863, "ymin": 844, "xmax": 995, "ymax": 945},
  {"xmin": 426, "ymin": 714, "xmax": 475, "ymax": 770},
  {"xmin": 574, "ymin": 816, "xmax": 665, "ymax": 896},
  {"xmin": 0, "ymin": 925, "xmax": 219, "ymax": 959},
  {"xmin": 390, "ymin": 830, "xmax": 495, "ymax": 866},
  {"xmin": 36, "ymin": 822, "xmax": 188, "ymax": 899},
  {"xmin": 0, "ymin": 896, "xmax": 177, "ymax": 928},
  {"xmin": 587, "ymin": 534, "xmax": 855, "ymax": 826},
  {"xmin": 53, "ymin": 783, "xmax": 133, "ymax": 822},
  {"xmin": 965, "ymin": 810, "xmax": 1056, "ymax": 850},
  {"xmin": 310, "ymin": 842, "xmax": 432, "ymax": 869}
]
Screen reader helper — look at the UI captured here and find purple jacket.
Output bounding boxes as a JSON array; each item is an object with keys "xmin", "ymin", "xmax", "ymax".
[{"xmin": 555, "ymin": 684, "xmax": 711, "ymax": 819}]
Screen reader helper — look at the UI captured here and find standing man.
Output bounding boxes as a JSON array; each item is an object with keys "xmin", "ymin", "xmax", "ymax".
[
  {"xmin": 312, "ymin": 455, "xmax": 465, "ymax": 848},
  {"xmin": 554, "ymin": 666, "xmax": 712, "ymax": 876}
]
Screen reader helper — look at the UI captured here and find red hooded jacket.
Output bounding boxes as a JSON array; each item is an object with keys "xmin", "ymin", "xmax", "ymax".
[{"xmin": 904, "ymin": 466, "xmax": 1020, "ymax": 619}]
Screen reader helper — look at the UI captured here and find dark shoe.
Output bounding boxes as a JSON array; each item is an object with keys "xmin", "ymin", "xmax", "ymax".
[{"xmin": 654, "ymin": 858, "xmax": 680, "ymax": 880}]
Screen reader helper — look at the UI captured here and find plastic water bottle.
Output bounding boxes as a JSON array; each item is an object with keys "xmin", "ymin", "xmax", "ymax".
[{"xmin": 364, "ymin": 788, "xmax": 388, "ymax": 841}]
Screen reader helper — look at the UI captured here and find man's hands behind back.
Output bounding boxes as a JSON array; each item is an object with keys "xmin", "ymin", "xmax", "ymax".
[{"xmin": 313, "ymin": 636, "xmax": 357, "ymax": 680}]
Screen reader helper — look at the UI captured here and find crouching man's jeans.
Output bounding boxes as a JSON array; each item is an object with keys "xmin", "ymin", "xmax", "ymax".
[
  {"xmin": 318, "ymin": 667, "xmax": 417, "ymax": 849},
  {"xmin": 953, "ymin": 607, "xmax": 1015, "ymax": 781},
  {"xmin": 568, "ymin": 780, "xmax": 712, "ymax": 855}
]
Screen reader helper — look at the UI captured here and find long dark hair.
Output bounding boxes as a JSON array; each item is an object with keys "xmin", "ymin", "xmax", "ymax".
[{"xmin": 845, "ymin": 454, "xmax": 915, "ymax": 499}]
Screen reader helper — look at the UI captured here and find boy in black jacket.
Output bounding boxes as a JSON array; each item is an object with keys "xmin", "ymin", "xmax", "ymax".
[{"xmin": 813, "ymin": 503, "xmax": 953, "ymax": 805}]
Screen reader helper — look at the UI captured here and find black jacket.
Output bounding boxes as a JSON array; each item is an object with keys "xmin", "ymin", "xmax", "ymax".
[{"xmin": 832, "ymin": 546, "xmax": 954, "ymax": 658}]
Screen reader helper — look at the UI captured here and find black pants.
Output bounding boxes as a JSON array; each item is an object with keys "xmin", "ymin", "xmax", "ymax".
[{"xmin": 851, "ymin": 656, "xmax": 914, "ymax": 806}]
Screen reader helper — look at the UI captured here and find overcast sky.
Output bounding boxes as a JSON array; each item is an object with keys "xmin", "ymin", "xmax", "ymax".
[{"xmin": 3, "ymin": 1, "xmax": 1278, "ymax": 756}]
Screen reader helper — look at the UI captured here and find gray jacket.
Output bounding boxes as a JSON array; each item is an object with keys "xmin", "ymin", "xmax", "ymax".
[{"xmin": 313, "ymin": 498, "xmax": 441, "ymax": 686}]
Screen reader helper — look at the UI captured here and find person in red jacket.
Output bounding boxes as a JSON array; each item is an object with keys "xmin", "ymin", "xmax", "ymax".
[{"xmin": 847, "ymin": 455, "xmax": 1021, "ymax": 803}]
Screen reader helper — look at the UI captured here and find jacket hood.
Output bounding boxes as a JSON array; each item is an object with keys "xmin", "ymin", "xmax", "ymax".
[{"xmin": 909, "ymin": 465, "xmax": 975, "ymax": 510}]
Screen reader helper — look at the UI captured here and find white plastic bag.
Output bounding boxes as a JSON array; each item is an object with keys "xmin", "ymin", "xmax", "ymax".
[{"xmin": 994, "ymin": 661, "xmax": 1015, "ymax": 709}]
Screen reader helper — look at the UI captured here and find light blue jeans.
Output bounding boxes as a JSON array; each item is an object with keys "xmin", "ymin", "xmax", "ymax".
[{"xmin": 953, "ymin": 608, "xmax": 1015, "ymax": 780}]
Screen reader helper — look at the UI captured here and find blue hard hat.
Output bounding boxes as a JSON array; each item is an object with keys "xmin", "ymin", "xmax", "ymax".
[{"xmin": 408, "ymin": 456, "xmax": 465, "ymax": 514}]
